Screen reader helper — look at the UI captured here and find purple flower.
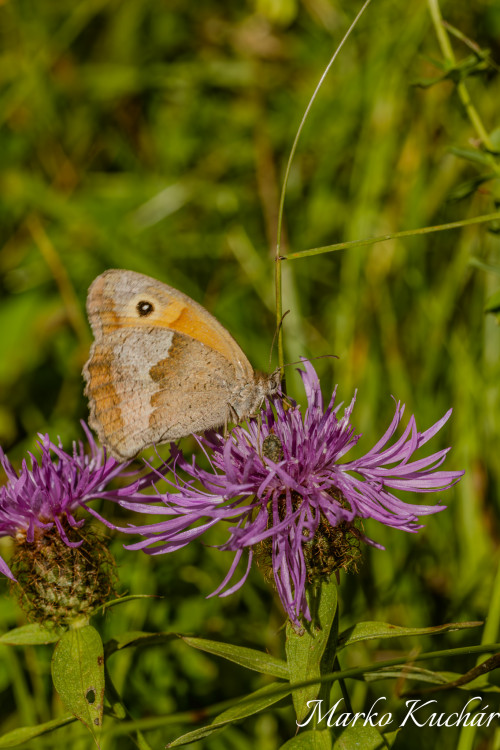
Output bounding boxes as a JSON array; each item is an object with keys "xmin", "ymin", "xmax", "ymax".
[
  {"xmin": 117, "ymin": 361, "xmax": 464, "ymax": 628},
  {"xmin": 0, "ymin": 423, "xmax": 145, "ymax": 581}
]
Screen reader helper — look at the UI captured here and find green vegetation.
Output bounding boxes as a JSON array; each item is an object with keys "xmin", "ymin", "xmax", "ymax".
[{"xmin": 1, "ymin": 0, "xmax": 500, "ymax": 748}]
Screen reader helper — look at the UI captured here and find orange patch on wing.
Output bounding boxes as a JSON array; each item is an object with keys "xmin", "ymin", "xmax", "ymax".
[
  {"xmin": 85, "ymin": 346, "xmax": 125, "ymax": 436},
  {"xmin": 98, "ymin": 411, "xmax": 125, "ymax": 435},
  {"xmin": 91, "ymin": 403, "xmax": 125, "ymax": 439},
  {"xmin": 98, "ymin": 309, "xmax": 122, "ymax": 331},
  {"xmin": 91, "ymin": 385, "xmax": 121, "ymax": 414},
  {"xmin": 86, "ymin": 276, "xmax": 122, "ymax": 333},
  {"xmin": 155, "ymin": 300, "xmax": 236, "ymax": 363}
]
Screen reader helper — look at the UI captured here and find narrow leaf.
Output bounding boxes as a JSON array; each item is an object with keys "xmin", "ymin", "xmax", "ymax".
[
  {"xmin": 400, "ymin": 654, "xmax": 500, "ymax": 695},
  {"xmin": 182, "ymin": 636, "xmax": 288, "ymax": 678},
  {"xmin": 485, "ymin": 289, "xmax": 500, "ymax": 314},
  {"xmin": 105, "ymin": 630, "xmax": 177, "ymax": 657},
  {"xmin": 447, "ymin": 174, "xmax": 496, "ymax": 202},
  {"xmin": 468, "ymin": 257, "xmax": 500, "ymax": 275},
  {"xmin": 364, "ymin": 664, "xmax": 452, "ymax": 685},
  {"xmin": 51, "ymin": 625, "xmax": 105, "ymax": 743},
  {"xmin": 365, "ymin": 665, "xmax": 500, "ymax": 693},
  {"xmin": 412, "ymin": 73, "xmax": 450, "ymax": 88},
  {"xmin": 413, "ymin": 56, "xmax": 489, "ymax": 88},
  {"xmin": 97, "ymin": 594, "xmax": 159, "ymax": 613},
  {"xmin": 286, "ymin": 578, "xmax": 338, "ymax": 723},
  {"xmin": 280, "ymin": 729, "xmax": 332, "ymax": 749},
  {"xmin": 168, "ymin": 682, "xmax": 292, "ymax": 747},
  {"xmin": 285, "ymin": 212, "xmax": 500, "ymax": 260},
  {"xmin": 338, "ymin": 620, "xmax": 481, "ymax": 650},
  {"xmin": 0, "ymin": 715, "xmax": 75, "ymax": 747},
  {"xmin": 0, "ymin": 623, "xmax": 64, "ymax": 646},
  {"xmin": 449, "ymin": 146, "xmax": 495, "ymax": 167},
  {"xmin": 333, "ymin": 724, "xmax": 387, "ymax": 749},
  {"xmin": 167, "ymin": 725, "xmax": 227, "ymax": 747},
  {"xmin": 214, "ymin": 682, "xmax": 291, "ymax": 723}
]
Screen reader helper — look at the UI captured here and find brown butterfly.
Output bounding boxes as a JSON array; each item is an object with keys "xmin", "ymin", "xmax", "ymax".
[{"xmin": 83, "ymin": 269, "xmax": 280, "ymax": 461}]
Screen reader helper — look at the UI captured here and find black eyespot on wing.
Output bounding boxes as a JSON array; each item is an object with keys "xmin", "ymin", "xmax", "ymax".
[{"xmin": 137, "ymin": 300, "xmax": 154, "ymax": 317}]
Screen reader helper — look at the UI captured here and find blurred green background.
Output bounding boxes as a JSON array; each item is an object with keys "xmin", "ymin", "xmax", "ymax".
[{"xmin": 1, "ymin": 0, "xmax": 500, "ymax": 748}]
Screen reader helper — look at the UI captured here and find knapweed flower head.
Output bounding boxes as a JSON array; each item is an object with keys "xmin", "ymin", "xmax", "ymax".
[
  {"xmin": 119, "ymin": 360, "xmax": 464, "ymax": 629},
  {"xmin": 0, "ymin": 423, "xmax": 146, "ymax": 624}
]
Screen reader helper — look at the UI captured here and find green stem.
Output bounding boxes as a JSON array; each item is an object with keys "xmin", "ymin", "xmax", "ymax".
[
  {"xmin": 442, "ymin": 20, "xmax": 500, "ymax": 73},
  {"xmin": 457, "ymin": 559, "xmax": 500, "ymax": 750},
  {"xmin": 104, "ymin": 664, "xmax": 154, "ymax": 750},
  {"xmin": 274, "ymin": 0, "xmax": 374, "ymax": 383},
  {"xmin": 285, "ymin": 211, "xmax": 500, "ymax": 260},
  {"xmin": 427, "ymin": 0, "xmax": 497, "ymax": 158},
  {"xmin": 334, "ymin": 657, "xmax": 353, "ymax": 715},
  {"xmin": 275, "ymin": 253, "xmax": 285, "ymax": 385},
  {"xmin": 285, "ymin": 577, "xmax": 338, "ymax": 727},
  {"xmin": 318, "ymin": 603, "xmax": 340, "ymax": 709},
  {"xmin": 97, "ymin": 641, "xmax": 500, "ymax": 738}
]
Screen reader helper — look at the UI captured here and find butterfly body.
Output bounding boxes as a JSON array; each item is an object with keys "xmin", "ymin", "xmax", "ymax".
[{"xmin": 83, "ymin": 269, "xmax": 280, "ymax": 461}]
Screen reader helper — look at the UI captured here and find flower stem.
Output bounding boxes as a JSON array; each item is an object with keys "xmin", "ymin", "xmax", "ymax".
[
  {"xmin": 104, "ymin": 664, "xmax": 154, "ymax": 750},
  {"xmin": 285, "ymin": 577, "xmax": 338, "ymax": 727},
  {"xmin": 334, "ymin": 656, "xmax": 353, "ymax": 715},
  {"xmin": 427, "ymin": 0, "xmax": 498, "ymax": 161},
  {"xmin": 317, "ymin": 599, "xmax": 341, "ymax": 712},
  {"xmin": 274, "ymin": 0, "xmax": 374, "ymax": 385},
  {"xmin": 274, "ymin": 253, "xmax": 285, "ymax": 385},
  {"xmin": 285, "ymin": 212, "xmax": 500, "ymax": 261},
  {"xmin": 457, "ymin": 558, "xmax": 500, "ymax": 750}
]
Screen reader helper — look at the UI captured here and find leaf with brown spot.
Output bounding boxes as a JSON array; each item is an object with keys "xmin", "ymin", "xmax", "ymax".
[{"xmin": 51, "ymin": 625, "xmax": 105, "ymax": 747}]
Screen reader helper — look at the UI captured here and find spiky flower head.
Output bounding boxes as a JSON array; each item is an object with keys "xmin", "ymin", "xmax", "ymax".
[
  {"xmin": 0, "ymin": 424, "xmax": 145, "ymax": 624},
  {"xmin": 117, "ymin": 361, "xmax": 464, "ymax": 629}
]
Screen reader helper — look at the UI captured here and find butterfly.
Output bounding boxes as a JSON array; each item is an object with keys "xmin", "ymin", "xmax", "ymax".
[{"xmin": 83, "ymin": 269, "xmax": 281, "ymax": 461}]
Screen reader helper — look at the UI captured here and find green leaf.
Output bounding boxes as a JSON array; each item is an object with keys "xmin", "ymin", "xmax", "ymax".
[
  {"xmin": 0, "ymin": 715, "xmax": 75, "ymax": 747},
  {"xmin": 286, "ymin": 578, "xmax": 338, "ymax": 723},
  {"xmin": 0, "ymin": 623, "xmax": 64, "ymax": 646},
  {"xmin": 447, "ymin": 174, "xmax": 496, "ymax": 202},
  {"xmin": 167, "ymin": 725, "xmax": 227, "ymax": 747},
  {"xmin": 412, "ymin": 73, "xmax": 450, "ymax": 88},
  {"xmin": 333, "ymin": 724, "xmax": 387, "ymax": 749},
  {"xmin": 182, "ymin": 636, "xmax": 289, "ymax": 678},
  {"xmin": 364, "ymin": 665, "xmax": 500, "ymax": 692},
  {"xmin": 96, "ymin": 594, "xmax": 159, "ymax": 614},
  {"xmin": 449, "ymin": 146, "xmax": 495, "ymax": 167},
  {"xmin": 338, "ymin": 620, "xmax": 481, "ymax": 651},
  {"xmin": 485, "ymin": 289, "xmax": 500, "ymax": 314},
  {"xmin": 51, "ymin": 625, "xmax": 105, "ymax": 743},
  {"xmin": 213, "ymin": 683, "xmax": 291, "ymax": 724},
  {"xmin": 280, "ymin": 729, "xmax": 332, "ymax": 749},
  {"xmin": 168, "ymin": 682, "xmax": 292, "ymax": 747},
  {"xmin": 413, "ymin": 54, "xmax": 490, "ymax": 88},
  {"xmin": 436, "ymin": 672, "xmax": 500, "ymax": 692},
  {"xmin": 488, "ymin": 127, "xmax": 500, "ymax": 153},
  {"xmin": 468, "ymin": 257, "xmax": 500, "ymax": 275},
  {"xmin": 383, "ymin": 730, "xmax": 401, "ymax": 748},
  {"xmin": 105, "ymin": 630, "xmax": 177, "ymax": 657},
  {"xmin": 364, "ymin": 664, "xmax": 451, "ymax": 685}
]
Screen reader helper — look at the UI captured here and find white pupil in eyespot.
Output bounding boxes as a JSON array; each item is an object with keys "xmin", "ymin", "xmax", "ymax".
[{"xmin": 137, "ymin": 300, "xmax": 154, "ymax": 316}]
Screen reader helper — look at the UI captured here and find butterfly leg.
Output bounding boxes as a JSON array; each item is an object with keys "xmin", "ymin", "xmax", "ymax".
[{"xmin": 223, "ymin": 403, "xmax": 240, "ymax": 436}]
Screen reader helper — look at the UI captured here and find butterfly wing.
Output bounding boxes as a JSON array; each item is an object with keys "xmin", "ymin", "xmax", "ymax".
[{"xmin": 83, "ymin": 269, "xmax": 257, "ymax": 460}]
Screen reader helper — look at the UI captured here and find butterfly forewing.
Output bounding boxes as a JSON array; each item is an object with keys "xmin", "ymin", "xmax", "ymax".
[{"xmin": 83, "ymin": 269, "xmax": 276, "ymax": 460}]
